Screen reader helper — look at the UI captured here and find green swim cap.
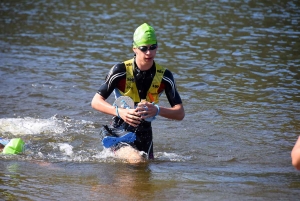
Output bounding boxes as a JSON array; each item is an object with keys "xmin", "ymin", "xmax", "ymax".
[
  {"xmin": 3, "ymin": 138, "xmax": 25, "ymax": 154},
  {"xmin": 133, "ymin": 23, "xmax": 157, "ymax": 47}
]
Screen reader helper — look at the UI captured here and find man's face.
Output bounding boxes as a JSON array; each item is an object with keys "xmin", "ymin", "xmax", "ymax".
[{"xmin": 133, "ymin": 44, "xmax": 158, "ymax": 63}]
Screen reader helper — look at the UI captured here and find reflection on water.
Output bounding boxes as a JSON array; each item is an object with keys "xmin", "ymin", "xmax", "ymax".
[{"xmin": 1, "ymin": 0, "xmax": 300, "ymax": 200}]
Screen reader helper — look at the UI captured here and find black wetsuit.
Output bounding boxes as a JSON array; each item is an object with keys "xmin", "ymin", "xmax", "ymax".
[{"xmin": 97, "ymin": 58, "xmax": 182, "ymax": 159}]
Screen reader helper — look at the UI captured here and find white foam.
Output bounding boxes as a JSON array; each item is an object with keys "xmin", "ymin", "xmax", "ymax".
[
  {"xmin": 57, "ymin": 143, "xmax": 73, "ymax": 156},
  {"xmin": 93, "ymin": 148, "xmax": 115, "ymax": 159},
  {"xmin": 0, "ymin": 117, "xmax": 66, "ymax": 135},
  {"xmin": 156, "ymin": 152, "xmax": 192, "ymax": 162}
]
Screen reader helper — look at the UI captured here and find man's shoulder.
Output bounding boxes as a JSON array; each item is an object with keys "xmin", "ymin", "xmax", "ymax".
[
  {"xmin": 110, "ymin": 62, "xmax": 126, "ymax": 74},
  {"xmin": 162, "ymin": 68, "xmax": 173, "ymax": 78},
  {"xmin": 114, "ymin": 62, "xmax": 126, "ymax": 69}
]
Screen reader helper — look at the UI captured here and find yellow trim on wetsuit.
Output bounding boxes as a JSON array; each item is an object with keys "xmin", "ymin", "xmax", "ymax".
[{"xmin": 118, "ymin": 58, "xmax": 165, "ymax": 104}]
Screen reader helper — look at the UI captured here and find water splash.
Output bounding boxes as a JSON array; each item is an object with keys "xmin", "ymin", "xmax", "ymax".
[
  {"xmin": 156, "ymin": 152, "xmax": 192, "ymax": 162},
  {"xmin": 0, "ymin": 116, "xmax": 67, "ymax": 135},
  {"xmin": 57, "ymin": 143, "xmax": 74, "ymax": 156}
]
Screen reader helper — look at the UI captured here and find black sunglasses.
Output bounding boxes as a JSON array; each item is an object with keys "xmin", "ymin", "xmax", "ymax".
[{"xmin": 138, "ymin": 44, "xmax": 157, "ymax": 52}]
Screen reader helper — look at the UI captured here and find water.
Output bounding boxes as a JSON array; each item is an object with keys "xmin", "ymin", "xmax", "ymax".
[{"xmin": 1, "ymin": 0, "xmax": 300, "ymax": 200}]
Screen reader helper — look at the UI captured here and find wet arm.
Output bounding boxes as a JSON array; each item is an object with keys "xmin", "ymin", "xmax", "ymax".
[
  {"xmin": 291, "ymin": 136, "xmax": 300, "ymax": 170},
  {"xmin": 157, "ymin": 103, "xmax": 184, "ymax": 120},
  {"xmin": 91, "ymin": 93, "xmax": 116, "ymax": 116},
  {"xmin": 91, "ymin": 63, "xmax": 125, "ymax": 116},
  {"xmin": 162, "ymin": 69, "xmax": 185, "ymax": 121},
  {"xmin": 91, "ymin": 93, "xmax": 142, "ymax": 127}
]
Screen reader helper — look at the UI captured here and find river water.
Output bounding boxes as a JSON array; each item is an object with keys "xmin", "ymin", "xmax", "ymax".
[{"xmin": 0, "ymin": 0, "xmax": 300, "ymax": 200}]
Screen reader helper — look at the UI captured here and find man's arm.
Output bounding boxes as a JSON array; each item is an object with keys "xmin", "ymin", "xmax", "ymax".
[
  {"xmin": 91, "ymin": 62, "xmax": 127, "ymax": 117},
  {"xmin": 162, "ymin": 69, "xmax": 185, "ymax": 120},
  {"xmin": 291, "ymin": 136, "xmax": 300, "ymax": 170},
  {"xmin": 137, "ymin": 69, "xmax": 185, "ymax": 121},
  {"xmin": 91, "ymin": 93, "xmax": 142, "ymax": 127},
  {"xmin": 157, "ymin": 103, "xmax": 184, "ymax": 121},
  {"xmin": 91, "ymin": 93, "xmax": 116, "ymax": 116}
]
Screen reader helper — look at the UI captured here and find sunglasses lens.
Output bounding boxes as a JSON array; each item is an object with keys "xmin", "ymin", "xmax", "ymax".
[
  {"xmin": 139, "ymin": 46, "xmax": 148, "ymax": 52},
  {"xmin": 138, "ymin": 44, "xmax": 157, "ymax": 52},
  {"xmin": 149, "ymin": 44, "xmax": 157, "ymax": 50}
]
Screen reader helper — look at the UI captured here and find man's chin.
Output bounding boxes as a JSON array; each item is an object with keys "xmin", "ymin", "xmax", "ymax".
[{"xmin": 144, "ymin": 58, "xmax": 153, "ymax": 62}]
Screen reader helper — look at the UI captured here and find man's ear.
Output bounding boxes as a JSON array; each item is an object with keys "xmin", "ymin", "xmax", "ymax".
[{"xmin": 133, "ymin": 48, "xmax": 137, "ymax": 55}]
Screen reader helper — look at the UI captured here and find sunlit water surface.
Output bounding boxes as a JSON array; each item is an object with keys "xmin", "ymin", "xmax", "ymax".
[{"xmin": 1, "ymin": 1, "xmax": 300, "ymax": 200}]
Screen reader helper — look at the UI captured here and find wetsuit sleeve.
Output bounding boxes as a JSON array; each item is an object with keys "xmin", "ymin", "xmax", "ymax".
[
  {"xmin": 97, "ymin": 63, "xmax": 126, "ymax": 99},
  {"xmin": 162, "ymin": 69, "xmax": 183, "ymax": 107}
]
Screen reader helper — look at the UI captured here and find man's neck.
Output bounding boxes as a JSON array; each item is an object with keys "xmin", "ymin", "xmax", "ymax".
[{"xmin": 135, "ymin": 58, "xmax": 153, "ymax": 71}]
